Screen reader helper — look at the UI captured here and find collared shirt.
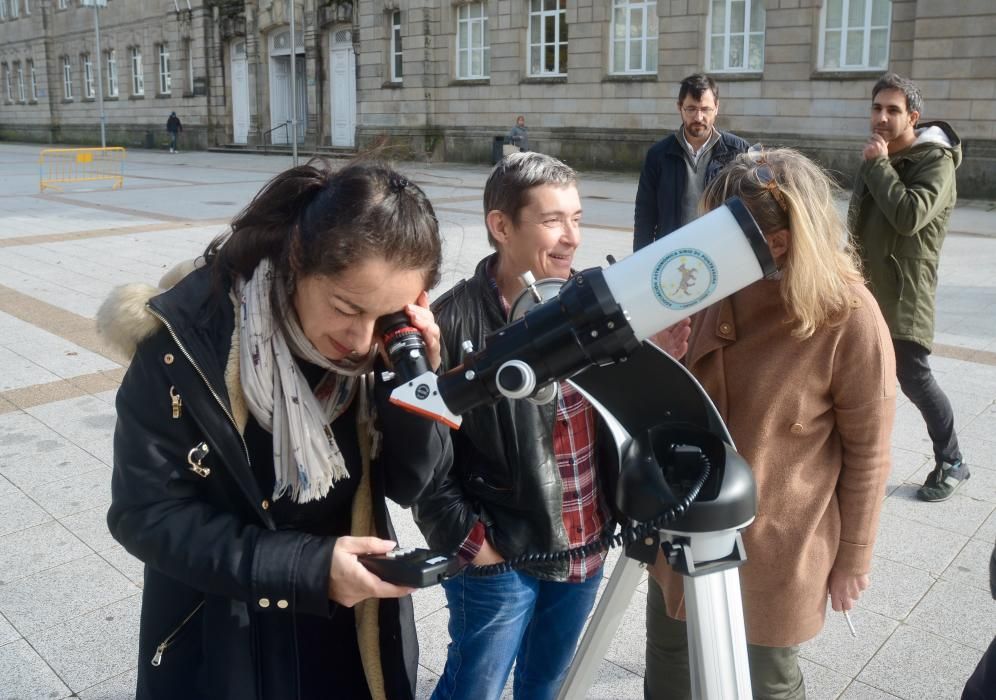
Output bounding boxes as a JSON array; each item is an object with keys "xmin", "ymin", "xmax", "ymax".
[
  {"xmin": 456, "ymin": 265, "xmax": 609, "ymax": 582},
  {"xmin": 679, "ymin": 126, "xmax": 719, "ymax": 166},
  {"xmin": 677, "ymin": 126, "xmax": 722, "ymax": 227}
]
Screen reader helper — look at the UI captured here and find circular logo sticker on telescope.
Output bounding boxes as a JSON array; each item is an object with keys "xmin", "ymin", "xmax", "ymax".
[{"xmin": 652, "ymin": 248, "xmax": 718, "ymax": 310}]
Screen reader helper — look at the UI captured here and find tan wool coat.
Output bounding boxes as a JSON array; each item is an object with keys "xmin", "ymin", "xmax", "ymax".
[{"xmin": 649, "ymin": 279, "xmax": 896, "ymax": 647}]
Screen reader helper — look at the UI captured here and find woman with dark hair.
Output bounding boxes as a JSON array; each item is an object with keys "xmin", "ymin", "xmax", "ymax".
[{"xmin": 98, "ymin": 160, "xmax": 451, "ymax": 700}]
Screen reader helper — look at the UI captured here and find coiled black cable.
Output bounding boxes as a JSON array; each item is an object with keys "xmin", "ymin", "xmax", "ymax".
[{"xmin": 466, "ymin": 449, "xmax": 712, "ymax": 577}]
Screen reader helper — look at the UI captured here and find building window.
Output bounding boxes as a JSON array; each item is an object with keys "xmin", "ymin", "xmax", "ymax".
[
  {"xmin": 24, "ymin": 0, "xmax": 29, "ymax": 16},
  {"xmin": 184, "ymin": 38, "xmax": 194, "ymax": 93},
  {"xmin": 57, "ymin": 0, "xmax": 67, "ymax": 9},
  {"xmin": 10, "ymin": 0, "xmax": 19, "ymax": 20},
  {"xmin": 611, "ymin": 0, "xmax": 658, "ymax": 75},
  {"xmin": 456, "ymin": 3, "xmax": 489, "ymax": 80},
  {"xmin": 62, "ymin": 56, "xmax": 73, "ymax": 99},
  {"xmin": 106, "ymin": 49, "xmax": 118, "ymax": 96},
  {"xmin": 819, "ymin": 0, "xmax": 891, "ymax": 70},
  {"xmin": 390, "ymin": 11, "xmax": 403, "ymax": 82},
  {"xmin": 158, "ymin": 44, "xmax": 171, "ymax": 94},
  {"xmin": 528, "ymin": 0, "xmax": 567, "ymax": 77},
  {"xmin": 708, "ymin": 0, "xmax": 764, "ymax": 72},
  {"xmin": 131, "ymin": 46, "xmax": 144, "ymax": 95},
  {"xmin": 82, "ymin": 53, "xmax": 94, "ymax": 98},
  {"xmin": 0, "ymin": 1, "xmax": 7, "ymax": 20},
  {"xmin": 28, "ymin": 58, "xmax": 36, "ymax": 100},
  {"xmin": 2, "ymin": 64, "xmax": 11, "ymax": 103},
  {"xmin": 15, "ymin": 61, "xmax": 24, "ymax": 102}
]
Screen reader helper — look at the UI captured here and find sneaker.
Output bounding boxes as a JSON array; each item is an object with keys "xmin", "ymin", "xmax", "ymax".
[{"xmin": 916, "ymin": 460, "xmax": 970, "ymax": 502}]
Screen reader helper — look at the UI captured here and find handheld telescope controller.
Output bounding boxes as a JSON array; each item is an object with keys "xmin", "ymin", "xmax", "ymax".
[{"xmin": 389, "ymin": 197, "xmax": 776, "ymax": 425}]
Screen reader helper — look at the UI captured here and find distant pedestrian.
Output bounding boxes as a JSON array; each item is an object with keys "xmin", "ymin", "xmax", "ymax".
[
  {"xmin": 505, "ymin": 115, "xmax": 529, "ymax": 152},
  {"xmin": 849, "ymin": 73, "xmax": 969, "ymax": 502},
  {"xmin": 166, "ymin": 111, "xmax": 182, "ymax": 153}
]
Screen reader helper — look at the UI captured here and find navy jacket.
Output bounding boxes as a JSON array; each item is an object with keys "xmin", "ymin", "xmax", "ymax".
[{"xmin": 633, "ymin": 129, "xmax": 750, "ymax": 251}]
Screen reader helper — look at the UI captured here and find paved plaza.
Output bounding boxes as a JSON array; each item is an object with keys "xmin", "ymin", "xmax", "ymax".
[{"xmin": 0, "ymin": 143, "xmax": 994, "ymax": 699}]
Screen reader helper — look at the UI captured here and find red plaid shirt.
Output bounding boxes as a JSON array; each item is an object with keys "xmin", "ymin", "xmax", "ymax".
[{"xmin": 458, "ymin": 269, "xmax": 609, "ymax": 582}]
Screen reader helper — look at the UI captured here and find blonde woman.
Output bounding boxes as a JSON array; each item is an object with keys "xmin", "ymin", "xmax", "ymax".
[{"xmin": 645, "ymin": 148, "xmax": 896, "ymax": 699}]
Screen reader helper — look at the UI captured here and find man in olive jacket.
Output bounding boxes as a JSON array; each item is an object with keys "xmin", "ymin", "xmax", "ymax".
[{"xmin": 850, "ymin": 73, "xmax": 968, "ymax": 502}]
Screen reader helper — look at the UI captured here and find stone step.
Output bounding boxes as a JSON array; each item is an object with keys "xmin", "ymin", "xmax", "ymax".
[{"xmin": 207, "ymin": 144, "xmax": 357, "ymax": 159}]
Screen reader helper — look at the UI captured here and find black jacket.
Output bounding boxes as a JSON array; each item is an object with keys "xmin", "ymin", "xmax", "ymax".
[
  {"xmin": 411, "ymin": 256, "xmax": 619, "ymax": 581},
  {"xmin": 166, "ymin": 115, "xmax": 182, "ymax": 133},
  {"xmin": 633, "ymin": 129, "xmax": 750, "ymax": 251},
  {"xmin": 103, "ymin": 265, "xmax": 450, "ymax": 700}
]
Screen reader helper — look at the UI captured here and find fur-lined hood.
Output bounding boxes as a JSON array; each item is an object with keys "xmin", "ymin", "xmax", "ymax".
[
  {"xmin": 97, "ymin": 258, "xmax": 202, "ymax": 359},
  {"xmin": 909, "ymin": 120, "xmax": 962, "ymax": 170}
]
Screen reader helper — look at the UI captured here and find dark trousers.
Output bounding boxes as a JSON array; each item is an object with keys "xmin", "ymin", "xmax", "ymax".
[
  {"xmin": 644, "ymin": 579, "xmax": 805, "ymax": 700},
  {"xmin": 962, "ymin": 635, "xmax": 996, "ymax": 699},
  {"xmin": 894, "ymin": 339, "xmax": 961, "ymax": 465}
]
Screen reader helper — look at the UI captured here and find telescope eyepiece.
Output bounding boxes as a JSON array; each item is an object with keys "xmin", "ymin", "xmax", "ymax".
[
  {"xmin": 378, "ymin": 311, "xmax": 431, "ymax": 384},
  {"xmin": 496, "ymin": 360, "xmax": 536, "ymax": 399}
]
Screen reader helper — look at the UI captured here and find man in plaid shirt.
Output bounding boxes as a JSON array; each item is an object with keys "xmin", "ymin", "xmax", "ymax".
[{"xmin": 412, "ymin": 152, "xmax": 618, "ymax": 700}]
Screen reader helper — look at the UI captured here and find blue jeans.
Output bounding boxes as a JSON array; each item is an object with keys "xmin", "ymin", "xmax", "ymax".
[{"xmin": 431, "ymin": 568, "xmax": 602, "ymax": 700}]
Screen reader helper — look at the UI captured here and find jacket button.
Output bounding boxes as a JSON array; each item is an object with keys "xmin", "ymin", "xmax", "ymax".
[
  {"xmin": 790, "ymin": 423, "xmax": 804, "ymax": 434},
  {"xmin": 719, "ymin": 323, "xmax": 732, "ymax": 335},
  {"xmin": 258, "ymin": 598, "xmax": 270, "ymax": 608},
  {"xmin": 163, "ymin": 353, "xmax": 175, "ymax": 365},
  {"xmin": 261, "ymin": 499, "xmax": 270, "ymax": 510},
  {"xmin": 277, "ymin": 599, "xmax": 289, "ymax": 609}
]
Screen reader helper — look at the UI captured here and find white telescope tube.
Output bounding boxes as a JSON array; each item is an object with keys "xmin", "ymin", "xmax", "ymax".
[
  {"xmin": 603, "ymin": 204, "xmax": 770, "ymax": 342},
  {"xmin": 391, "ymin": 198, "xmax": 774, "ymax": 424}
]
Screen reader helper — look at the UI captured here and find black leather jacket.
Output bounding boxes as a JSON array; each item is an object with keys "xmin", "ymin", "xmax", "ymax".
[
  {"xmin": 412, "ymin": 256, "xmax": 619, "ymax": 581},
  {"xmin": 105, "ymin": 266, "xmax": 450, "ymax": 700},
  {"xmin": 633, "ymin": 129, "xmax": 750, "ymax": 250}
]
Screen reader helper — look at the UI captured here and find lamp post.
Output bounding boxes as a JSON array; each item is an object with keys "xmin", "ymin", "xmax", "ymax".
[{"xmin": 82, "ymin": 0, "xmax": 108, "ymax": 147}]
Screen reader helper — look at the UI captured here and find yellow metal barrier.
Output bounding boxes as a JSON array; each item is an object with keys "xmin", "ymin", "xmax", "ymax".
[{"xmin": 39, "ymin": 147, "xmax": 126, "ymax": 192}]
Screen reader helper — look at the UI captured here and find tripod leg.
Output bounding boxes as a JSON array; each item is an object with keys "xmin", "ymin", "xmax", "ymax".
[
  {"xmin": 684, "ymin": 568, "xmax": 752, "ymax": 699},
  {"xmin": 556, "ymin": 555, "xmax": 644, "ymax": 699}
]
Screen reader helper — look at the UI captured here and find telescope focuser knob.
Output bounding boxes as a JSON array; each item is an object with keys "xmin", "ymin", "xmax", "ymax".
[
  {"xmin": 528, "ymin": 382, "xmax": 558, "ymax": 405},
  {"xmin": 518, "ymin": 271, "xmax": 543, "ymax": 303}
]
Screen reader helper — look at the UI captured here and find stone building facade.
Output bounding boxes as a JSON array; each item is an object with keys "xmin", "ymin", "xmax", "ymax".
[
  {"xmin": 1, "ymin": 1, "xmax": 994, "ymax": 196},
  {"xmin": 0, "ymin": 0, "xmax": 214, "ymax": 149},
  {"xmin": 355, "ymin": 0, "xmax": 996, "ymax": 197},
  {"xmin": 0, "ymin": 0, "xmax": 357, "ymax": 152}
]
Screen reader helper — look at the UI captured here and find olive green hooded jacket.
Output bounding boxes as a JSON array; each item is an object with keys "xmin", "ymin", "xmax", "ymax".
[{"xmin": 849, "ymin": 120, "xmax": 961, "ymax": 351}]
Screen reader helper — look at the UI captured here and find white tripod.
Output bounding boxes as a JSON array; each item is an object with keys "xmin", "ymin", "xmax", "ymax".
[{"xmin": 557, "ymin": 343, "xmax": 756, "ymax": 700}]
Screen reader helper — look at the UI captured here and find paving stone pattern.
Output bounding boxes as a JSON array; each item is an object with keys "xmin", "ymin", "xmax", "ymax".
[{"xmin": 0, "ymin": 144, "xmax": 993, "ymax": 699}]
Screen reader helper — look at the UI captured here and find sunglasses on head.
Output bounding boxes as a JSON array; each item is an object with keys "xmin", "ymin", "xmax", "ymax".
[{"xmin": 746, "ymin": 145, "xmax": 789, "ymax": 214}]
